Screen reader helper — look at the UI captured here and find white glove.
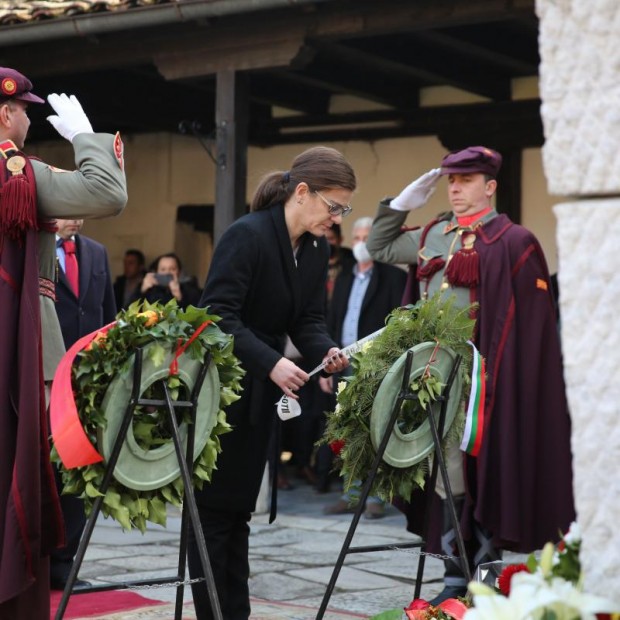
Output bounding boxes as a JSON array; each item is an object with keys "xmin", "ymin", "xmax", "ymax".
[
  {"xmin": 390, "ymin": 167, "xmax": 442, "ymax": 212},
  {"xmin": 46, "ymin": 93, "xmax": 94, "ymax": 142}
]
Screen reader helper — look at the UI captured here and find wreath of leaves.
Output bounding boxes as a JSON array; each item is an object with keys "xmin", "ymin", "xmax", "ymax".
[
  {"xmin": 51, "ymin": 299, "xmax": 245, "ymax": 532},
  {"xmin": 322, "ymin": 294, "xmax": 476, "ymax": 502}
]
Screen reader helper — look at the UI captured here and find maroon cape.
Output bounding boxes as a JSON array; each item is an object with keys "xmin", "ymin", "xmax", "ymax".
[
  {"xmin": 0, "ymin": 227, "xmax": 63, "ymax": 608},
  {"xmin": 401, "ymin": 214, "xmax": 575, "ymax": 553}
]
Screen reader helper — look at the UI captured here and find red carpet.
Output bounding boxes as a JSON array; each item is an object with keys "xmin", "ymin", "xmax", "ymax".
[
  {"xmin": 50, "ymin": 591, "xmax": 368, "ymax": 619},
  {"xmin": 50, "ymin": 589, "xmax": 166, "ymax": 619}
]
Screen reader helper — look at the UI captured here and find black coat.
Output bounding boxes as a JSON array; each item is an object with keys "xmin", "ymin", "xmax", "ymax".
[
  {"xmin": 327, "ymin": 261, "xmax": 407, "ymax": 346},
  {"xmin": 55, "ymin": 235, "xmax": 117, "ymax": 349},
  {"xmin": 197, "ymin": 204, "xmax": 336, "ymax": 512}
]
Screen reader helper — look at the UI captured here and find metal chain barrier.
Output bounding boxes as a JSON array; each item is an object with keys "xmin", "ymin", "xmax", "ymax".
[
  {"xmin": 388, "ymin": 546, "xmax": 457, "ymax": 561},
  {"xmin": 126, "ymin": 576, "xmax": 205, "ymax": 590}
]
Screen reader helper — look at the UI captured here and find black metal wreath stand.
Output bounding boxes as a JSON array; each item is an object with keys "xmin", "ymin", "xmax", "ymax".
[
  {"xmin": 316, "ymin": 349, "xmax": 471, "ymax": 620},
  {"xmin": 54, "ymin": 347, "xmax": 222, "ymax": 620}
]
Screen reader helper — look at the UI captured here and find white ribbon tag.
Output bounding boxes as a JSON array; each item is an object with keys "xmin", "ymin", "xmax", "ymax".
[{"xmin": 276, "ymin": 394, "xmax": 302, "ymax": 421}]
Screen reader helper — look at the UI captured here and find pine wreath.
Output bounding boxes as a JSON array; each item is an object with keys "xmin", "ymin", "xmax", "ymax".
[
  {"xmin": 322, "ymin": 293, "xmax": 476, "ymax": 502},
  {"xmin": 51, "ymin": 299, "xmax": 245, "ymax": 532}
]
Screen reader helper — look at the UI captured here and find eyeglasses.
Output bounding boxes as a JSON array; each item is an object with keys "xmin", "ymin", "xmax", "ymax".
[{"xmin": 314, "ymin": 191, "xmax": 353, "ymax": 218}]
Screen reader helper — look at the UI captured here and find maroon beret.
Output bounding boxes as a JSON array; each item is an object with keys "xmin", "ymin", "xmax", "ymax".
[
  {"xmin": 440, "ymin": 146, "xmax": 502, "ymax": 178},
  {"xmin": 0, "ymin": 67, "xmax": 44, "ymax": 104}
]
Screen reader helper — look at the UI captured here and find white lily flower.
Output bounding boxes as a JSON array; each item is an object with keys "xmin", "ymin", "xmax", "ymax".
[
  {"xmin": 465, "ymin": 566, "xmax": 619, "ymax": 620},
  {"xmin": 337, "ymin": 380, "xmax": 347, "ymax": 395},
  {"xmin": 538, "ymin": 542, "xmax": 555, "ymax": 577},
  {"xmin": 563, "ymin": 521, "xmax": 581, "ymax": 545},
  {"xmin": 464, "ymin": 591, "xmax": 526, "ymax": 619}
]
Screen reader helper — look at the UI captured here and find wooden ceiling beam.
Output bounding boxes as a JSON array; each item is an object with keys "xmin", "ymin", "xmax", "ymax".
[
  {"xmin": 411, "ymin": 29, "xmax": 538, "ymax": 75},
  {"xmin": 249, "ymin": 73, "xmax": 331, "ymax": 115},
  {"xmin": 310, "ymin": 39, "xmax": 508, "ymax": 101},
  {"xmin": 2, "ymin": 0, "xmax": 536, "ymax": 80},
  {"xmin": 251, "ymin": 99, "xmax": 543, "ymax": 146}
]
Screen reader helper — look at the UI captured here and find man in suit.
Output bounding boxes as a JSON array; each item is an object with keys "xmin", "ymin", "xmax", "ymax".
[
  {"xmin": 321, "ymin": 216, "xmax": 407, "ymax": 518},
  {"xmin": 113, "ymin": 248, "xmax": 145, "ymax": 310},
  {"xmin": 51, "ymin": 218, "xmax": 117, "ymax": 589}
]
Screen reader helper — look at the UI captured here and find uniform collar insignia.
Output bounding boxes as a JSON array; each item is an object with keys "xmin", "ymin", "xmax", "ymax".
[{"xmin": 0, "ymin": 139, "xmax": 19, "ymax": 159}]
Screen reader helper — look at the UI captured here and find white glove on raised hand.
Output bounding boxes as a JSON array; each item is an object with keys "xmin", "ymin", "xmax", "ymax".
[
  {"xmin": 47, "ymin": 93, "xmax": 94, "ymax": 142},
  {"xmin": 390, "ymin": 167, "xmax": 442, "ymax": 212}
]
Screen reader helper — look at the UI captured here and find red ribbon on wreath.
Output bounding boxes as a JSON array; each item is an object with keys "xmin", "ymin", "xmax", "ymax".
[
  {"xmin": 168, "ymin": 320, "xmax": 211, "ymax": 376},
  {"xmin": 405, "ymin": 597, "xmax": 468, "ymax": 619},
  {"xmin": 50, "ymin": 322, "xmax": 117, "ymax": 468}
]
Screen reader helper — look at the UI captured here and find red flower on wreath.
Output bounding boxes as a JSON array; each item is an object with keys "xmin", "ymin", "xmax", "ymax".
[
  {"xmin": 329, "ymin": 439, "xmax": 345, "ymax": 456},
  {"xmin": 498, "ymin": 563, "xmax": 530, "ymax": 595}
]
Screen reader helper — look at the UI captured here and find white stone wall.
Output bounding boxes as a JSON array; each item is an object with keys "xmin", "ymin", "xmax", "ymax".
[
  {"xmin": 538, "ymin": 0, "xmax": 620, "ymax": 196},
  {"xmin": 538, "ymin": 0, "xmax": 620, "ymax": 600},
  {"xmin": 554, "ymin": 202, "xmax": 620, "ymax": 596}
]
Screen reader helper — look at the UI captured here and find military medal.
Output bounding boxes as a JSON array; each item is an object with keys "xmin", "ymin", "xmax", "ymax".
[
  {"xmin": 462, "ymin": 232, "xmax": 476, "ymax": 249},
  {"xmin": 6, "ymin": 155, "xmax": 26, "ymax": 174}
]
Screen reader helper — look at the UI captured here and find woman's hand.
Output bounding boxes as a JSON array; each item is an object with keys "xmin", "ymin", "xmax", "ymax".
[
  {"xmin": 140, "ymin": 272, "xmax": 157, "ymax": 293},
  {"xmin": 168, "ymin": 276, "xmax": 182, "ymax": 301},
  {"xmin": 269, "ymin": 357, "xmax": 309, "ymax": 400},
  {"xmin": 322, "ymin": 347, "xmax": 349, "ymax": 374}
]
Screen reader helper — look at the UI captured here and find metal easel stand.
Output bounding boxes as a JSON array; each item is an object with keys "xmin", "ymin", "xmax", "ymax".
[
  {"xmin": 55, "ymin": 347, "xmax": 223, "ymax": 620},
  {"xmin": 316, "ymin": 349, "xmax": 471, "ymax": 620}
]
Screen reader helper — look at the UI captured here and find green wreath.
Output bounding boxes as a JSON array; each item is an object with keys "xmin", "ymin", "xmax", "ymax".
[
  {"xmin": 51, "ymin": 299, "xmax": 245, "ymax": 532},
  {"xmin": 322, "ymin": 293, "xmax": 476, "ymax": 502}
]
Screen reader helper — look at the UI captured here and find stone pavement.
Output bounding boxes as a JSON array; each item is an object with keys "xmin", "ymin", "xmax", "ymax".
[{"xmin": 71, "ymin": 476, "xmax": 527, "ymax": 618}]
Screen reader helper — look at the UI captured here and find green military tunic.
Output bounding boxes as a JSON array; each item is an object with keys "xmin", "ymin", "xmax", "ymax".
[
  {"xmin": 31, "ymin": 132, "xmax": 127, "ymax": 379},
  {"xmin": 366, "ymin": 200, "xmax": 497, "ymax": 309}
]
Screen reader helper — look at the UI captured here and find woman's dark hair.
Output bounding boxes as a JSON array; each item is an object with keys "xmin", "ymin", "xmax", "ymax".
[
  {"xmin": 151, "ymin": 252, "xmax": 182, "ymax": 272},
  {"xmin": 250, "ymin": 146, "xmax": 357, "ymax": 212}
]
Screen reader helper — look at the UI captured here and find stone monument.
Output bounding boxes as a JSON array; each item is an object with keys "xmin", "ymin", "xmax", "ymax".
[{"xmin": 537, "ymin": 0, "xmax": 620, "ymax": 598}]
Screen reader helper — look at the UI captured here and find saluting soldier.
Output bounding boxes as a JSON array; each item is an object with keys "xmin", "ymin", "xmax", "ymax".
[
  {"xmin": 366, "ymin": 146, "xmax": 575, "ymax": 605},
  {"xmin": 0, "ymin": 67, "xmax": 127, "ymax": 619}
]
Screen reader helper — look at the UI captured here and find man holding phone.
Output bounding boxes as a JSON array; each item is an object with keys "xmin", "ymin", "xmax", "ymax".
[{"xmin": 133, "ymin": 252, "xmax": 201, "ymax": 308}]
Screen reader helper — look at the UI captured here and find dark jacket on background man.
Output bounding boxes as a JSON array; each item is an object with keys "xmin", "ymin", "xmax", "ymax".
[
  {"xmin": 55, "ymin": 235, "xmax": 117, "ymax": 348},
  {"xmin": 327, "ymin": 261, "xmax": 407, "ymax": 346}
]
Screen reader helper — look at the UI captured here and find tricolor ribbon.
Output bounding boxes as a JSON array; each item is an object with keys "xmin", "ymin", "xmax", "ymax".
[
  {"xmin": 50, "ymin": 322, "xmax": 117, "ymax": 468},
  {"xmin": 459, "ymin": 340, "xmax": 486, "ymax": 456}
]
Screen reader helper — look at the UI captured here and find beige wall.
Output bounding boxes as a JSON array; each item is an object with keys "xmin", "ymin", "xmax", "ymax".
[{"xmin": 30, "ymin": 131, "xmax": 559, "ymax": 282}]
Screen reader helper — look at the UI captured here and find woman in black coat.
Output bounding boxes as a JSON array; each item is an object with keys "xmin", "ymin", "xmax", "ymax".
[{"xmin": 189, "ymin": 146, "xmax": 356, "ymax": 619}]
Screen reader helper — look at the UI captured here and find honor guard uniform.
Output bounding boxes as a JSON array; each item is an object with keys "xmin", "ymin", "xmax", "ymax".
[
  {"xmin": 366, "ymin": 145, "xmax": 574, "ymax": 606},
  {"xmin": 0, "ymin": 67, "xmax": 127, "ymax": 619}
]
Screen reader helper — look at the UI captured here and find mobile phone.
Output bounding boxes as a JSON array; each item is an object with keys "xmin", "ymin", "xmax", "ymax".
[{"xmin": 154, "ymin": 273, "xmax": 173, "ymax": 286}]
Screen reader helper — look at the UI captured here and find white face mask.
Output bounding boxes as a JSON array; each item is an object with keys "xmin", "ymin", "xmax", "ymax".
[{"xmin": 352, "ymin": 241, "xmax": 372, "ymax": 264}]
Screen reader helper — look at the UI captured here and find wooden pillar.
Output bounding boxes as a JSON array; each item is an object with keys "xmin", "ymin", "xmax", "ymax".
[
  {"xmin": 495, "ymin": 148, "xmax": 522, "ymax": 223},
  {"xmin": 214, "ymin": 69, "xmax": 249, "ymax": 245}
]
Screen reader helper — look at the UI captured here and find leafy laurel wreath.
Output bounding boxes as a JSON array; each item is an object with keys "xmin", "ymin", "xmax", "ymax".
[
  {"xmin": 322, "ymin": 294, "xmax": 476, "ymax": 502},
  {"xmin": 51, "ymin": 299, "xmax": 245, "ymax": 532}
]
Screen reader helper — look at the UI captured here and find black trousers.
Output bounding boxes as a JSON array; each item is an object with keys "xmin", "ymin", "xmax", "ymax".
[{"xmin": 187, "ymin": 506, "xmax": 252, "ymax": 620}]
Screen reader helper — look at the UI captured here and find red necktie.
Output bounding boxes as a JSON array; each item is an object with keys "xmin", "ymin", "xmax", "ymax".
[{"xmin": 63, "ymin": 239, "xmax": 79, "ymax": 297}]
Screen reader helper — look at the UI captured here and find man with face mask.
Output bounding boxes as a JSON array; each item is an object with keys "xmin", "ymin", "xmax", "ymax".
[{"xmin": 319, "ymin": 216, "xmax": 407, "ymax": 517}]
